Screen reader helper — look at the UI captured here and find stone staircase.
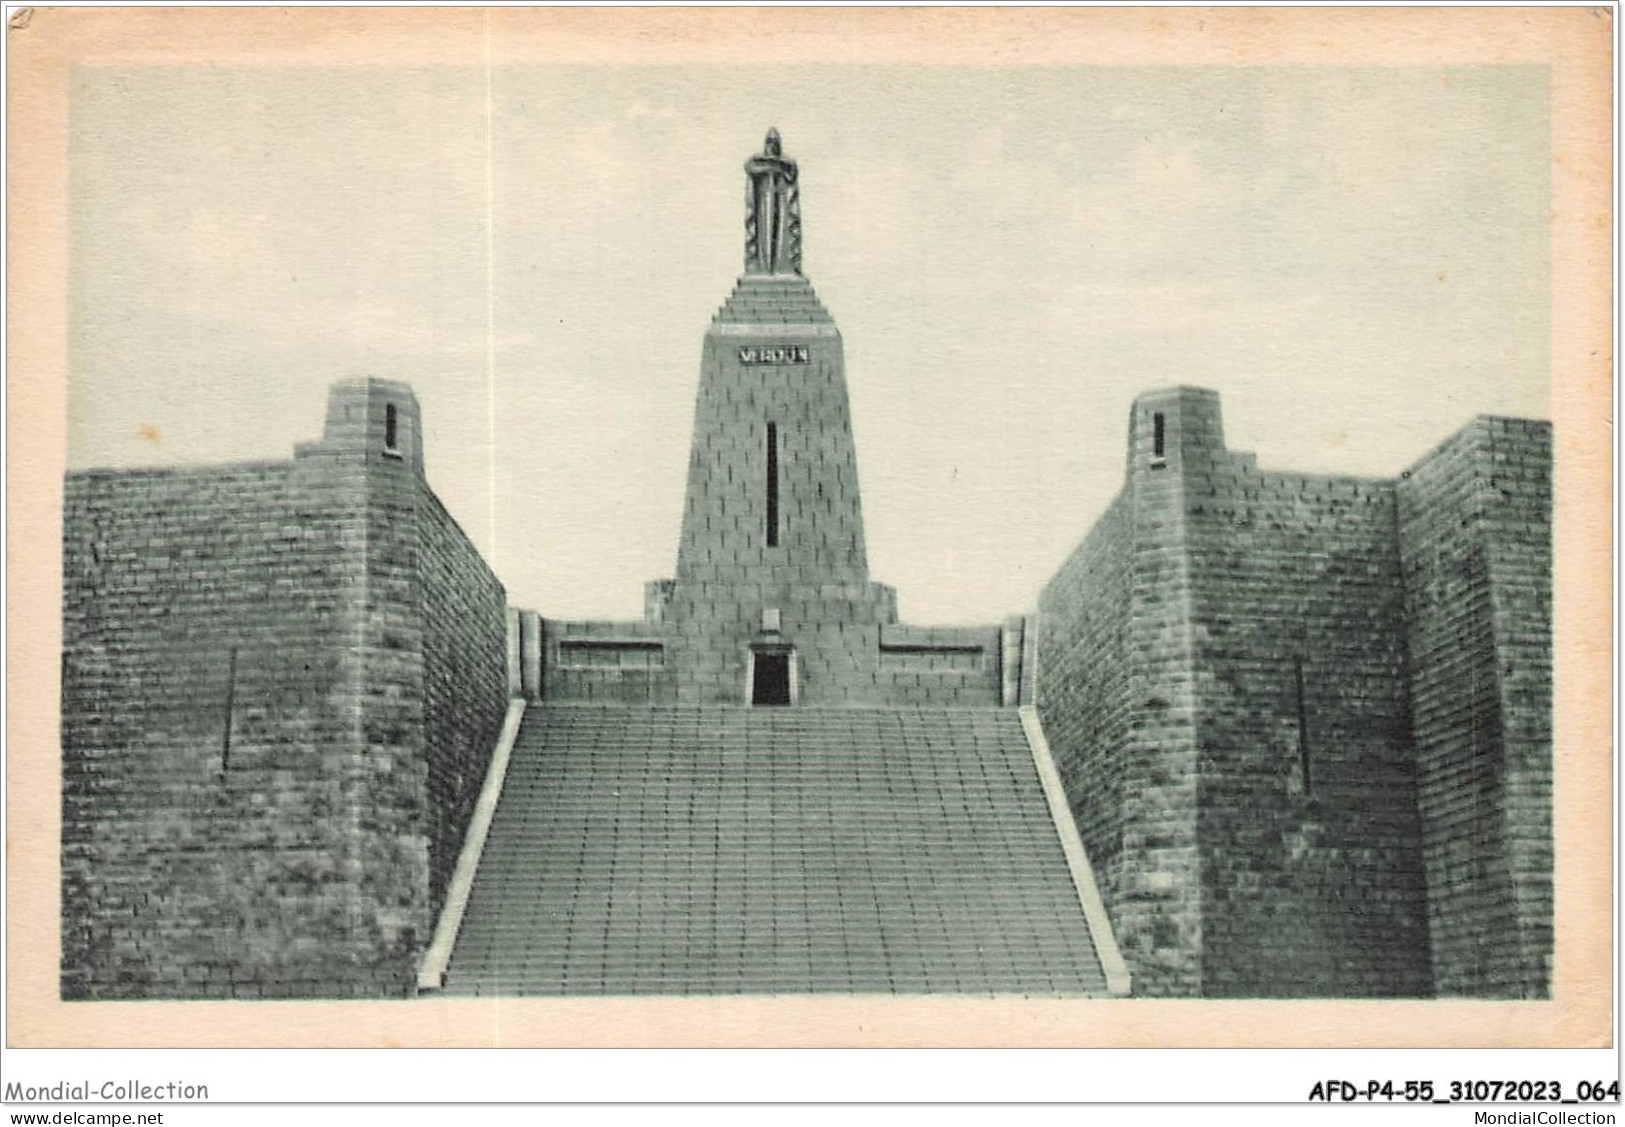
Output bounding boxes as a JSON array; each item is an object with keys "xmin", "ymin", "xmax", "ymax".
[{"xmin": 440, "ymin": 704, "xmax": 1113, "ymax": 997}]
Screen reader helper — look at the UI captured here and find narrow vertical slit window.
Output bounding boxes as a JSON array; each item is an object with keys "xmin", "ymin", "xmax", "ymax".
[
  {"xmin": 1293, "ymin": 655, "xmax": 1312, "ymax": 795},
  {"xmin": 221, "ymin": 646, "xmax": 238, "ymax": 774},
  {"xmin": 385, "ymin": 403, "xmax": 399, "ymax": 451},
  {"xmin": 1152, "ymin": 412, "xmax": 1166, "ymax": 458},
  {"xmin": 766, "ymin": 422, "xmax": 780, "ymax": 547}
]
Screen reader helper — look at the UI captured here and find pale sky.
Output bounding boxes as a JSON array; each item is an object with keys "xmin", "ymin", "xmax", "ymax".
[{"xmin": 68, "ymin": 64, "xmax": 1548, "ymax": 623}]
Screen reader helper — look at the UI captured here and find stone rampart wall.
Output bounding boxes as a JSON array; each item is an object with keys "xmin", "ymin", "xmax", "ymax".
[
  {"xmin": 61, "ymin": 458, "xmax": 382, "ymax": 997},
  {"xmin": 60, "ymin": 380, "xmax": 510, "ymax": 999},
  {"xmin": 1183, "ymin": 452, "xmax": 1431, "ymax": 998},
  {"xmin": 416, "ymin": 486, "xmax": 510, "ymax": 912},
  {"xmin": 1036, "ymin": 388, "xmax": 1550, "ymax": 998},
  {"xmin": 1397, "ymin": 417, "xmax": 1553, "ymax": 997},
  {"xmin": 1036, "ymin": 491, "xmax": 1133, "ymax": 915}
]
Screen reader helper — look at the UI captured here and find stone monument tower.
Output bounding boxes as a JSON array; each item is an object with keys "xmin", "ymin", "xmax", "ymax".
[{"xmin": 657, "ymin": 129, "xmax": 898, "ymax": 705}]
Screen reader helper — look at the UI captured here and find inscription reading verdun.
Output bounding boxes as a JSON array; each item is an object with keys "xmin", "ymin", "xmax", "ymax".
[{"xmin": 738, "ymin": 346, "xmax": 811, "ymax": 365}]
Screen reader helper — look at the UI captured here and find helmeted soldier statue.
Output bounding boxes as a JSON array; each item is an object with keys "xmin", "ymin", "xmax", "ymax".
[{"xmin": 744, "ymin": 128, "xmax": 800, "ymax": 275}]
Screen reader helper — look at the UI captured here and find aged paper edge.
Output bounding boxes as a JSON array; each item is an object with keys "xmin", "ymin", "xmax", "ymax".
[{"xmin": 5, "ymin": 6, "xmax": 1612, "ymax": 1049}]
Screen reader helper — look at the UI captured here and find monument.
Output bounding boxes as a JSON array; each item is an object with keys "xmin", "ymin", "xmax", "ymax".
[
  {"xmin": 744, "ymin": 127, "xmax": 800, "ymax": 276},
  {"xmin": 434, "ymin": 129, "xmax": 1122, "ymax": 996},
  {"xmin": 58, "ymin": 129, "xmax": 1551, "ymax": 1002}
]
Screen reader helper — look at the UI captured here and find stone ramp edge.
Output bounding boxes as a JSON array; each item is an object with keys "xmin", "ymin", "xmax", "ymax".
[
  {"xmin": 1019, "ymin": 705, "xmax": 1133, "ymax": 997},
  {"xmin": 417, "ymin": 697, "xmax": 527, "ymax": 994}
]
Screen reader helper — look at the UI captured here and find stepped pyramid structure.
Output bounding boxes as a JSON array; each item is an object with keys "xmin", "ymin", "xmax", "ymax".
[{"xmin": 60, "ymin": 128, "xmax": 1551, "ymax": 1004}]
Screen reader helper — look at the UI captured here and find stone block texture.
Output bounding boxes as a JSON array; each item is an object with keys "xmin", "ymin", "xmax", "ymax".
[
  {"xmin": 662, "ymin": 275, "xmax": 900, "ymax": 704},
  {"xmin": 417, "ymin": 486, "xmax": 510, "ymax": 909},
  {"xmin": 540, "ymin": 618, "xmax": 676, "ymax": 703},
  {"xmin": 530, "ymin": 273, "xmax": 1008, "ymax": 710},
  {"xmin": 61, "ymin": 378, "xmax": 508, "ymax": 999},
  {"xmin": 1037, "ymin": 388, "xmax": 1551, "ymax": 998},
  {"xmin": 1037, "ymin": 393, "xmax": 1205, "ymax": 998},
  {"xmin": 1397, "ymin": 418, "xmax": 1553, "ymax": 998},
  {"xmin": 443, "ymin": 704, "xmax": 1113, "ymax": 996}
]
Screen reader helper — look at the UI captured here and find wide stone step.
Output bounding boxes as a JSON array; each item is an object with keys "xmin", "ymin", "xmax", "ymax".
[{"xmin": 441, "ymin": 703, "xmax": 1108, "ymax": 997}]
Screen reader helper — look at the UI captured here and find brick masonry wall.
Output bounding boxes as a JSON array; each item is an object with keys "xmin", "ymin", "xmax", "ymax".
[
  {"xmin": 541, "ymin": 619, "xmax": 677, "ymax": 702},
  {"xmin": 1036, "ymin": 390, "xmax": 1212, "ymax": 998},
  {"xmin": 1179, "ymin": 411, "xmax": 1432, "ymax": 997},
  {"xmin": 61, "ymin": 458, "xmax": 378, "ymax": 998},
  {"xmin": 1038, "ymin": 388, "xmax": 1548, "ymax": 998},
  {"xmin": 416, "ymin": 486, "xmax": 509, "ymax": 913},
  {"xmin": 535, "ymin": 615, "xmax": 1004, "ymax": 707},
  {"xmin": 622, "ymin": 275, "xmax": 1007, "ymax": 709},
  {"xmin": 1036, "ymin": 491, "xmax": 1135, "ymax": 940},
  {"xmin": 876, "ymin": 623, "xmax": 1003, "ymax": 706},
  {"xmin": 1397, "ymin": 418, "xmax": 1553, "ymax": 997},
  {"xmin": 61, "ymin": 378, "xmax": 510, "ymax": 999},
  {"xmin": 664, "ymin": 277, "xmax": 898, "ymax": 704},
  {"xmin": 349, "ymin": 454, "xmax": 432, "ymax": 996}
]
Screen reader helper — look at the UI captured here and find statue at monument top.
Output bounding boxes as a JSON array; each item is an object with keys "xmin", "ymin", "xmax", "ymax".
[{"xmin": 744, "ymin": 128, "xmax": 801, "ymax": 276}]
